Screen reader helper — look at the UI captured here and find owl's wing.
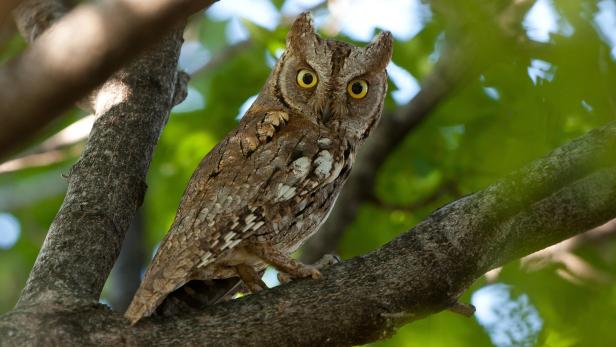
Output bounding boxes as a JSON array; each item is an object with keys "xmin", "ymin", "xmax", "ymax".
[{"xmin": 125, "ymin": 110, "xmax": 346, "ymax": 324}]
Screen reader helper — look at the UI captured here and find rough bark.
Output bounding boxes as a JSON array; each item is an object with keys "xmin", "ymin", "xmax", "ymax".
[
  {"xmin": 1, "ymin": 120, "xmax": 615, "ymax": 346},
  {"xmin": 15, "ymin": 26, "xmax": 185, "ymax": 307},
  {"xmin": 0, "ymin": 0, "xmax": 217, "ymax": 159}
]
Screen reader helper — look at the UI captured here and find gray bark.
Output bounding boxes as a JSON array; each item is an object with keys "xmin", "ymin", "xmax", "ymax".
[{"xmin": 15, "ymin": 27, "xmax": 185, "ymax": 308}]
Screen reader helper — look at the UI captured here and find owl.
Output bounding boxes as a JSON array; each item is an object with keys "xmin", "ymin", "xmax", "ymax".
[{"xmin": 125, "ymin": 12, "xmax": 392, "ymax": 324}]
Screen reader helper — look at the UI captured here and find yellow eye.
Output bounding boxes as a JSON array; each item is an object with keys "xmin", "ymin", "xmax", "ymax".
[
  {"xmin": 347, "ymin": 79, "xmax": 368, "ymax": 99},
  {"xmin": 297, "ymin": 69, "xmax": 318, "ymax": 88}
]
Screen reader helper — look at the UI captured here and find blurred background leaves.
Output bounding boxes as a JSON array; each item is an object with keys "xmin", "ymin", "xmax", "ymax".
[{"xmin": 1, "ymin": 0, "xmax": 615, "ymax": 346}]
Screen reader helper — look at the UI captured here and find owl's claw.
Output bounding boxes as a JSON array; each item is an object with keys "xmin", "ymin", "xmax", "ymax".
[
  {"xmin": 279, "ymin": 254, "xmax": 340, "ymax": 282},
  {"xmin": 277, "ymin": 264, "xmax": 321, "ymax": 283},
  {"xmin": 312, "ymin": 254, "xmax": 341, "ymax": 270},
  {"xmin": 277, "ymin": 271, "xmax": 290, "ymax": 284},
  {"xmin": 236, "ymin": 264, "xmax": 268, "ymax": 293},
  {"xmin": 302, "ymin": 265, "xmax": 322, "ymax": 279}
]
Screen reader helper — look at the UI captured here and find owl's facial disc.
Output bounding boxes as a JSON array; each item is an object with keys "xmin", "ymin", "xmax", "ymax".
[{"xmin": 273, "ymin": 11, "xmax": 393, "ymax": 140}]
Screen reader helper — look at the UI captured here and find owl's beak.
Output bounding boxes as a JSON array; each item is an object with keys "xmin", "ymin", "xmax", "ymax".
[{"xmin": 320, "ymin": 105, "xmax": 332, "ymax": 123}]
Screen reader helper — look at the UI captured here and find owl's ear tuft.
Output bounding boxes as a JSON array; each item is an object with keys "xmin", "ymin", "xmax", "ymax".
[
  {"xmin": 287, "ymin": 12, "xmax": 319, "ymax": 53},
  {"xmin": 363, "ymin": 31, "xmax": 393, "ymax": 71}
]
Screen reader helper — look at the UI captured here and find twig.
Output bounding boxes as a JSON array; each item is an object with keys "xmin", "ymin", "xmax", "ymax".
[
  {"xmin": 0, "ymin": 144, "xmax": 81, "ymax": 174},
  {"xmin": 449, "ymin": 302, "xmax": 476, "ymax": 317}
]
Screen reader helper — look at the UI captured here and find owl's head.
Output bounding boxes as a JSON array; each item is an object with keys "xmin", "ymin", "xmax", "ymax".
[{"xmin": 270, "ymin": 12, "xmax": 392, "ymax": 142}]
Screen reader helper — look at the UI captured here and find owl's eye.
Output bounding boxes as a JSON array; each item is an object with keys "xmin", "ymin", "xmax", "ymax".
[
  {"xmin": 347, "ymin": 79, "xmax": 368, "ymax": 99},
  {"xmin": 297, "ymin": 69, "xmax": 318, "ymax": 88}
]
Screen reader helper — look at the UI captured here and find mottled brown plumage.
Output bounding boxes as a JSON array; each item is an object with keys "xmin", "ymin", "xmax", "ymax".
[{"xmin": 125, "ymin": 12, "xmax": 392, "ymax": 324}]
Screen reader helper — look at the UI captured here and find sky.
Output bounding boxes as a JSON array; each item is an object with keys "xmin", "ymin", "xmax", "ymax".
[
  {"xmin": 594, "ymin": 0, "xmax": 616, "ymax": 59},
  {"xmin": 472, "ymin": 284, "xmax": 543, "ymax": 347}
]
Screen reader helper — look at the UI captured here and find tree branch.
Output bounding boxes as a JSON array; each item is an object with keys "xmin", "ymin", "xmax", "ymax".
[
  {"xmin": 15, "ymin": 26, "xmax": 186, "ymax": 307},
  {"xmin": 0, "ymin": 0, "xmax": 217, "ymax": 159},
  {"xmin": 2, "ymin": 119, "xmax": 614, "ymax": 346}
]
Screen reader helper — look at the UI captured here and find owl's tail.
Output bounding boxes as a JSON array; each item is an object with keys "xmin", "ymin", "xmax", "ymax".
[{"xmin": 124, "ymin": 273, "xmax": 186, "ymax": 325}]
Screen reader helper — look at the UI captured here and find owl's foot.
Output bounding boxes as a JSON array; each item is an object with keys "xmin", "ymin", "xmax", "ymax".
[
  {"xmin": 247, "ymin": 241, "xmax": 322, "ymax": 284},
  {"xmin": 277, "ymin": 272, "xmax": 290, "ymax": 284},
  {"xmin": 235, "ymin": 263, "xmax": 267, "ymax": 293},
  {"xmin": 277, "ymin": 254, "xmax": 340, "ymax": 283},
  {"xmin": 312, "ymin": 254, "xmax": 342, "ymax": 269},
  {"xmin": 276, "ymin": 265, "xmax": 321, "ymax": 284}
]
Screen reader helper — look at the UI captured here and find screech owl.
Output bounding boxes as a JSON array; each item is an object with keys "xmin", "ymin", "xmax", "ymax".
[{"xmin": 125, "ymin": 12, "xmax": 392, "ymax": 324}]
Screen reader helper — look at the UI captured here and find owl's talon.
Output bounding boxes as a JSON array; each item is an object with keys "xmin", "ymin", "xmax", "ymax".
[
  {"xmin": 310, "ymin": 268, "xmax": 322, "ymax": 279},
  {"xmin": 299, "ymin": 265, "xmax": 322, "ymax": 279},
  {"xmin": 236, "ymin": 264, "xmax": 268, "ymax": 293},
  {"xmin": 277, "ymin": 265, "xmax": 321, "ymax": 283},
  {"xmin": 277, "ymin": 272, "xmax": 291, "ymax": 283},
  {"xmin": 313, "ymin": 254, "xmax": 341, "ymax": 270}
]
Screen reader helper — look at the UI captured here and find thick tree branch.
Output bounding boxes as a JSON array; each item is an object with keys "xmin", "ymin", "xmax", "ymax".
[
  {"xmin": 0, "ymin": 0, "xmax": 217, "ymax": 159},
  {"xmin": 2, "ymin": 120, "xmax": 615, "ymax": 346},
  {"xmin": 14, "ymin": 26, "xmax": 188, "ymax": 308}
]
